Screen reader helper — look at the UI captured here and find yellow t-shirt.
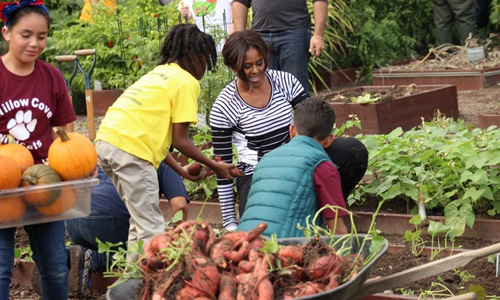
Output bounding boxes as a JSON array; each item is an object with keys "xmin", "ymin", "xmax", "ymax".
[
  {"xmin": 95, "ymin": 63, "xmax": 200, "ymax": 168},
  {"xmin": 80, "ymin": 0, "xmax": 117, "ymax": 22}
]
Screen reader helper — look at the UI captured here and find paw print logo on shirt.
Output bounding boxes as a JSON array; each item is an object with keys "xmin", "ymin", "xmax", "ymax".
[{"xmin": 7, "ymin": 110, "xmax": 37, "ymax": 141}]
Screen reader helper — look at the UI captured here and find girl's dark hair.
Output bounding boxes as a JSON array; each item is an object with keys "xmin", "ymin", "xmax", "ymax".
[
  {"xmin": 222, "ymin": 30, "xmax": 270, "ymax": 83},
  {"xmin": 5, "ymin": 5, "xmax": 50, "ymax": 29},
  {"xmin": 157, "ymin": 23, "xmax": 217, "ymax": 79}
]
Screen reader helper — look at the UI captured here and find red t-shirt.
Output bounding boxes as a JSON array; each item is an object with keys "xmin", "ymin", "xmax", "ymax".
[
  {"xmin": 314, "ymin": 160, "xmax": 348, "ymax": 219},
  {"xmin": 0, "ymin": 58, "xmax": 76, "ymax": 163}
]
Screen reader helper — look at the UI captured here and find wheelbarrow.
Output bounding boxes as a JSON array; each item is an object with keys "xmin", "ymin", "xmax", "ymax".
[{"xmin": 106, "ymin": 236, "xmax": 500, "ymax": 300}]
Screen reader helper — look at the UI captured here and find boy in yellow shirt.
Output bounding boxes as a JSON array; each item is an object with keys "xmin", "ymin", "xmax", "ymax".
[{"xmin": 95, "ymin": 24, "xmax": 236, "ymax": 261}]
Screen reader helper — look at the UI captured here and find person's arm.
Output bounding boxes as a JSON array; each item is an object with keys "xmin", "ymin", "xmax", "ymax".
[
  {"xmin": 281, "ymin": 72, "xmax": 309, "ymax": 108},
  {"xmin": 232, "ymin": 1, "xmax": 249, "ymax": 32},
  {"xmin": 171, "ymin": 122, "xmax": 235, "ymax": 179},
  {"xmin": 314, "ymin": 161, "xmax": 349, "ymax": 235},
  {"xmin": 326, "ymin": 217, "xmax": 348, "ymax": 235},
  {"xmin": 310, "ymin": 0, "xmax": 328, "ymax": 58}
]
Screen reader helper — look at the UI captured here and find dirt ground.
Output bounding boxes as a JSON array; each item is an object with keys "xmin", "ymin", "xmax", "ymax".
[{"xmin": 8, "ymin": 83, "xmax": 500, "ymax": 299}]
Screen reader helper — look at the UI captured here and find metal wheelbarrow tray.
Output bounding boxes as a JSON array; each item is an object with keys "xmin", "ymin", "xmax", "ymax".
[
  {"xmin": 277, "ymin": 234, "xmax": 389, "ymax": 300},
  {"xmin": 107, "ymin": 235, "xmax": 500, "ymax": 300},
  {"xmin": 106, "ymin": 234, "xmax": 389, "ymax": 300}
]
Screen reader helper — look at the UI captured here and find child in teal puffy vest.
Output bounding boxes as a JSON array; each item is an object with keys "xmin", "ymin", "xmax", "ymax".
[{"xmin": 238, "ymin": 97, "xmax": 349, "ymax": 238}]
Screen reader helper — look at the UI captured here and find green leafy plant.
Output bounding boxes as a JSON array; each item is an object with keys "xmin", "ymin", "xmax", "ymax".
[
  {"xmin": 97, "ymin": 239, "xmax": 144, "ymax": 287},
  {"xmin": 453, "ymin": 269, "xmax": 475, "ymax": 285},
  {"xmin": 355, "ymin": 115, "xmax": 500, "ymax": 236},
  {"xmin": 331, "ymin": 0, "xmax": 435, "ymax": 80},
  {"xmin": 350, "ymin": 93, "xmax": 380, "ymax": 104},
  {"xmin": 403, "ymin": 215, "xmax": 426, "ymax": 256},
  {"xmin": 14, "ymin": 245, "xmax": 33, "ymax": 263}
]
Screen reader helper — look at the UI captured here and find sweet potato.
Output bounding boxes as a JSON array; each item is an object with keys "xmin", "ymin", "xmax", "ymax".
[
  {"xmin": 175, "ymin": 285, "xmax": 205, "ymax": 300},
  {"xmin": 210, "ymin": 239, "xmax": 233, "ymax": 269},
  {"xmin": 225, "ymin": 240, "xmax": 251, "ymax": 263},
  {"xmin": 223, "ymin": 231, "xmax": 249, "ymax": 245},
  {"xmin": 187, "ymin": 163, "xmax": 203, "ymax": 176},
  {"xmin": 218, "ymin": 273, "xmax": 237, "ymax": 300},
  {"xmin": 173, "ymin": 220, "xmax": 216, "ymax": 255},
  {"xmin": 190, "ymin": 256, "xmax": 220, "ymax": 295},
  {"xmin": 282, "ymin": 282, "xmax": 323, "ymax": 299},
  {"xmin": 324, "ymin": 273, "xmax": 340, "ymax": 290},
  {"xmin": 278, "ymin": 245, "xmax": 304, "ymax": 266},
  {"xmin": 236, "ymin": 257, "xmax": 273, "ymax": 300},
  {"xmin": 237, "ymin": 260, "xmax": 256, "ymax": 274},
  {"xmin": 140, "ymin": 233, "xmax": 172, "ymax": 271},
  {"xmin": 305, "ymin": 252, "xmax": 344, "ymax": 280}
]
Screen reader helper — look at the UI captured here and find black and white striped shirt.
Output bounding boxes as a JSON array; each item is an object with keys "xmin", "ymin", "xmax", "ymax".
[{"xmin": 209, "ymin": 69, "xmax": 308, "ymax": 226}]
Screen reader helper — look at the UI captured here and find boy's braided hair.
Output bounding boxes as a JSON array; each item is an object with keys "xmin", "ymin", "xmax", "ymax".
[{"xmin": 157, "ymin": 23, "xmax": 217, "ymax": 78}]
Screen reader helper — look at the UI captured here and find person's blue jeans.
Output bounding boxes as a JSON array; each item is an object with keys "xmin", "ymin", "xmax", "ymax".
[
  {"xmin": 65, "ymin": 212, "xmax": 129, "ymax": 273},
  {"xmin": 0, "ymin": 222, "xmax": 68, "ymax": 300},
  {"xmin": 259, "ymin": 28, "xmax": 311, "ymax": 93}
]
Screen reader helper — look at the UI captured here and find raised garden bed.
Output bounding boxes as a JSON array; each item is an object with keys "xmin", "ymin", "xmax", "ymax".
[
  {"xmin": 92, "ymin": 90, "xmax": 123, "ymax": 116},
  {"xmin": 372, "ymin": 67, "xmax": 500, "ymax": 91},
  {"xmin": 311, "ymin": 67, "xmax": 360, "ymax": 92},
  {"xmin": 478, "ymin": 114, "xmax": 500, "ymax": 129},
  {"xmin": 324, "ymin": 84, "xmax": 459, "ymax": 135}
]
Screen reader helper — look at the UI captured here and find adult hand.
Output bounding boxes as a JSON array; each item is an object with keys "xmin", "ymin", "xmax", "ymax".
[{"xmin": 309, "ymin": 34, "xmax": 325, "ymax": 58}]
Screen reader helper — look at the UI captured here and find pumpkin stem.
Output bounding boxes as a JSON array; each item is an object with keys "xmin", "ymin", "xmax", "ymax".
[
  {"xmin": 53, "ymin": 127, "xmax": 70, "ymax": 142},
  {"xmin": 22, "ymin": 175, "xmax": 38, "ymax": 185}
]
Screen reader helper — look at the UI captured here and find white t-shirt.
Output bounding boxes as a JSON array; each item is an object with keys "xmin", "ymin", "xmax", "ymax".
[{"xmin": 177, "ymin": 0, "xmax": 232, "ymax": 34}]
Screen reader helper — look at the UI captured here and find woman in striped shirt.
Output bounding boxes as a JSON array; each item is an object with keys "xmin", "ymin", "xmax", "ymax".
[{"xmin": 210, "ymin": 30, "xmax": 368, "ymax": 231}]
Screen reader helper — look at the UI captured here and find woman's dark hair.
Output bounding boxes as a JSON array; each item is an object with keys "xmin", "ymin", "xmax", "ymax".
[
  {"xmin": 157, "ymin": 23, "xmax": 217, "ymax": 79},
  {"xmin": 222, "ymin": 30, "xmax": 270, "ymax": 83},
  {"xmin": 5, "ymin": 5, "xmax": 50, "ymax": 29}
]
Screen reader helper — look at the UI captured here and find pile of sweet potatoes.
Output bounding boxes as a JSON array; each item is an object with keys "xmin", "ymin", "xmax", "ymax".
[{"xmin": 138, "ymin": 220, "xmax": 364, "ymax": 300}]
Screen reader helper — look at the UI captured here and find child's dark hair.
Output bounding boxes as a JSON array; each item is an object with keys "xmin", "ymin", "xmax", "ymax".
[
  {"xmin": 293, "ymin": 97, "xmax": 336, "ymax": 140},
  {"xmin": 222, "ymin": 30, "xmax": 270, "ymax": 83},
  {"xmin": 157, "ymin": 24, "xmax": 217, "ymax": 79},
  {"xmin": 2, "ymin": 3, "xmax": 50, "ymax": 29}
]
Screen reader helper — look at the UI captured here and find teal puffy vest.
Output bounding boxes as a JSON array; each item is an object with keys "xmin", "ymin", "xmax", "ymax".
[{"xmin": 237, "ymin": 135, "xmax": 331, "ymax": 238}]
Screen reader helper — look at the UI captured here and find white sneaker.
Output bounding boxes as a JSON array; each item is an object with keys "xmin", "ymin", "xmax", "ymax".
[{"xmin": 224, "ymin": 223, "xmax": 238, "ymax": 231}]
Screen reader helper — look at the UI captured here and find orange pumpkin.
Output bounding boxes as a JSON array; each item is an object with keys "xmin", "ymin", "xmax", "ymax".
[
  {"xmin": 0, "ymin": 196, "xmax": 26, "ymax": 222},
  {"xmin": 48, "ymin": 127, "xmax": 97, "ymax": 181},
  {"xmin": 20, "ymin": 164, "xmax": 62, "ymax": 206},
  {"xmin": 0, "ymin": 155, "xmax": 22, "ymax": 190},
  {"xmin": 35, "ymin": 187, "xmax": 77, "ymax": 216},
  {"xmin": 0, "ymin": 135, "xmax": 34, "ymax": 173}
]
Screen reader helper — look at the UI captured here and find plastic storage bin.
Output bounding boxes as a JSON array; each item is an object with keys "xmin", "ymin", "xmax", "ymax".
[{"xmin": 0, "ymin": 178, "xmax": 99, "ymax": 229}]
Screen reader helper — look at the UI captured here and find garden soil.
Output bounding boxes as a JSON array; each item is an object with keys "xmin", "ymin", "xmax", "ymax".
[{"xmin": 9, "ymin": 83, "xmax": 500, "ymax": 299}]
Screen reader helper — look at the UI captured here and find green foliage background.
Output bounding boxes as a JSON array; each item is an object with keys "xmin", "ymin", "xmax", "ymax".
[{"xmin": 331, "ymin": 0, "xmax": 436, "ymax": 79}]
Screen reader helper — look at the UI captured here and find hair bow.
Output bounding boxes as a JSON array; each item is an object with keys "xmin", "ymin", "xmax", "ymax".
[{"xmin": 1, "ymin": 0, "xmax": 48, "ymax": 25}]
